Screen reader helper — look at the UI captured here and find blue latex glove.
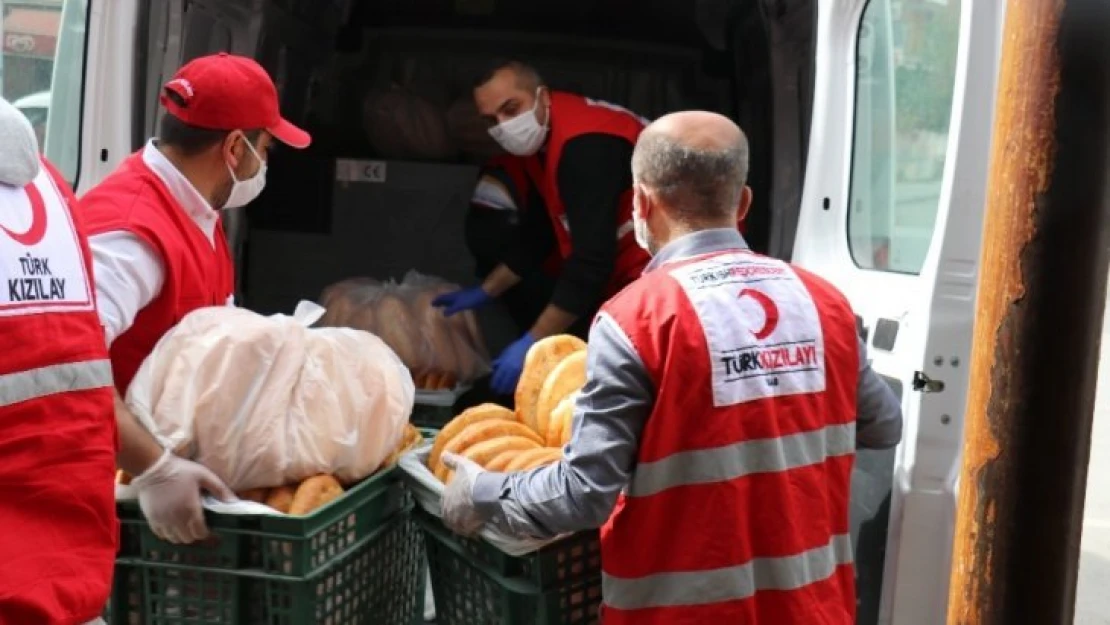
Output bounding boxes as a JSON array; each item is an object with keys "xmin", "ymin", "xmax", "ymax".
[
  {"xmin": 490, "ymin": 332, "xmax": 537, "ymax": 395},
  {"xmin": 432, "ymin": 286, "xmax": 493, "ymax": 316}
]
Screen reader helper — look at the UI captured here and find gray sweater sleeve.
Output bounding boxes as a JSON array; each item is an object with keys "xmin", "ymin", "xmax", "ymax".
[
  {"xmin": 854, "ymin": 337, "xmax": 904, "ymax": 449},
  {"xmin": 471, "ymin": 313, "xmax": 654, "ymax": 539}
]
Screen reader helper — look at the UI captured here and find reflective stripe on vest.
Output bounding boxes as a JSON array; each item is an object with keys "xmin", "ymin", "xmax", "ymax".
[
  {"xmin": 602, "ymin": 532, "xmax": 854, "ymax": 611},
  {"xmin": 628, "ymin": 422, "xmax": 856, "ymax": 497},
  {"xmin": 616, "ymin": 220, "xmax": 634, "ymax": 240},
  {"xmin": 0, "ymin": 359, "xmax": 113, "ymax": 408}
]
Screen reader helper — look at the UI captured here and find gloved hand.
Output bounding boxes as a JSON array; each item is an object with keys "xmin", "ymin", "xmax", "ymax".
[
  {"xmin": 432, "ymin": 286, "xmax": 493, "ymax": 316},
  {"xmin": 490, "ymin": 332, "xmax": 536, "ymax": 395},
  {"xmin": 441, "ymin": 452, "xmax": 489, "ymax": 536},
  {"xmin": 132, "ymin": 449, "xmax": 236, "ymax": 544}
]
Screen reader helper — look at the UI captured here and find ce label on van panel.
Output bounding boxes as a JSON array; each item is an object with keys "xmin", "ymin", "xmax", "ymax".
[{"xmin": 335, "ymin": 159, "xmax": 387, "ymax": 184}]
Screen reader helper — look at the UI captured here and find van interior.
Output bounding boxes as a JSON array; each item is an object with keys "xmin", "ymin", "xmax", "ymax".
[
  {"xmin": 132, "ymin": 0, "xmax": 817, "ymax": 314},
  {"xmin": 126, "ymin": 0, "xmax": 890, "ymax": 621}
]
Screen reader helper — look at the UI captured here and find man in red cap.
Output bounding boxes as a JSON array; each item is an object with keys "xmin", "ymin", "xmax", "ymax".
[{"xmin": 80, "ymin": 52, "xmax": 311, "ymax": 545}]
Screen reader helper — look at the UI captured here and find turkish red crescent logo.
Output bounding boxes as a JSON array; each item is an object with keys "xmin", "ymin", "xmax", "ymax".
[
  {"xmin": 738, "ymin": 288, "xmax": 779, "ymax": 340},
  {"xmin": 1, "ymin": 183, "xmax": 48, "ymax": 246}
]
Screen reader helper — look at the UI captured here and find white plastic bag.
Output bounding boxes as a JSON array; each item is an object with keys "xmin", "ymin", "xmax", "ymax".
[
  {"xmin": 126, "ymin": 301, "xmax": 415, "ymax": 491},
  {"xmin": 397, "ymin": 444, "xmax": 565, "ymax": 556}
]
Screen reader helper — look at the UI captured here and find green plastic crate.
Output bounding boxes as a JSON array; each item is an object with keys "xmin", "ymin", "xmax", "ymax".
[
  {"xmin": 112, "ymin": 465, "xmax": 423, "ymax": 624},
  {"xmin": 416, "ymin": 510, "xmax": 602, "ymax": 625},
  {"xmin": 104, "ymin": 502, "xmax": 145, "ymax": 624},
  {"xmin": 410, "ymin": 401, "xmax": 456, "ymax": 429}
]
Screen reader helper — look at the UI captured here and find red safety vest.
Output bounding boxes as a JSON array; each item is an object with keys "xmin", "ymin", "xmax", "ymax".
[
  {"xmin": 82, "ymin": 151, "xmax": 235, "ymax": 395},
  {"xmin": 522, "ymin": 92, "xmax": 651, "ymax": 297},
  {"xmin": 482, "ymin": 154, "xmax": 563, "ymax": 278},
  {"xmin": 0, "ymin": 159, "xmax": 118, "ymax": 624},
  {"xmin": 599, "ymin": 248, "xmax": 860, "ymax": 624}
]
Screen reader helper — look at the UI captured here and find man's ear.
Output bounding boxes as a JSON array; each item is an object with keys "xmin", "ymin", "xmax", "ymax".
[
  {"xmin": 737, "ymin": 186, "xmax": 754, "ymax": 222},
  {"xmin": 221, "ymin": 131, "xmax": 243, "ymax": 168},
  {"xmin": 634, "ymin": 183, "xmax": 652, "ymax": 220}
]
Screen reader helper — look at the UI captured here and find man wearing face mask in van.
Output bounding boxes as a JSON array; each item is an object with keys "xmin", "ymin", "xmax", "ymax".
[
  {"xmin": 79, "ymin": 53, "xmax": 312, "ymax": 545},
  {"xmin": 435, "ymin": 60, "xmax": 653, "ymax": 395}
]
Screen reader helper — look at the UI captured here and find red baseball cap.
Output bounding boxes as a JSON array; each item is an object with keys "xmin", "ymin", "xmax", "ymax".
[{"xmin": 160, "ymin": 52, "xmax": 311, "ymax": 149}]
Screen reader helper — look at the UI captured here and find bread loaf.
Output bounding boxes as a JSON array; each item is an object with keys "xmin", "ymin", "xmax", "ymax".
[
  {"xmin": 547, "ymin": 391, "xmax": 578, "ymax": 447},
  {"xmin": 289, "ymin": 475, "xmax": 345, "ymax": 516},
  {"xmin": 560, "ymin": 397, "xmax": 575, "ymax": 447},
  {"xmin": 238, "ymin": 487, "xmax": 270, "ymax": 504},
  {"xmin": 427, "ymin": 284, "xmax": 485, "ymax": 381},
  {"xmin": 362, "ymin": 86, "xmax": 457, "ymax": 161},
  {"xmin": 516, "ymin": 335, "xmax": 587, "ymax": 433},
  {"xmin": 413, "ymin": 288, "xmax": 460, "ymax": 378},
  {"xmin": 265, "ymin": 485, "xmax": 296, "ymax": 514},
  {"xmin": 433, "ymin": 419, "xmax": 544, "ymax": 480},
  {"xmin": 375, "ymin": 293, "xmax": 426, "ymax": 371},
  {"xmin": 317, "ymin": 275, "xmax": 491, "ymax": 387},
  {"xmin": 428, "ymin": 403, "xmax": 515, "ymax": 472},
  {"xmin": 318, "ymin": 279, "xmax": 378, "ymax": 327},
  {"xmin": 504, "ymin": 447, "xmax": 562, "ymax": 472},
  {"xmin": 444, "ymin": 436, "xmax": 542, "ymax": 483},
  {"xmin": 535, "ymin": 350, "xmax": 587, "ymax": 441},
  {"xmin": 461, "ymin": 436, "xmax": 542, "ymax": 467},
  {"xmin": 383, "ymin": 423, "xmax": 424, "ymax": 467},
  {"xmin": 485, "ymin": 450, "xmax": 520, "ymax": 472},
  {"xmin": 462, "ymin": 311, "xmax": 487, "ymax": 360},
  {"xmin": 446, "ymin": 97, "xmax": 505, "ymax": 158}
]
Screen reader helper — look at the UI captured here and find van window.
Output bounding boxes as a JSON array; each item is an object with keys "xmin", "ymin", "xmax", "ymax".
[
  {"xmin": 847, "ymin": 0, "xmax": 962, "ymax": 274},
  {"xmin": 1, "ymin": 0, "xmax": 89, "ymax": 183}
]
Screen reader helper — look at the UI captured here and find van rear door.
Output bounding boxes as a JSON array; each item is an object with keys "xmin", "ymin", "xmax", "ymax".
[{"xmin": 793, "ymin": 0, "xmax": 1005, "ymax": 623}]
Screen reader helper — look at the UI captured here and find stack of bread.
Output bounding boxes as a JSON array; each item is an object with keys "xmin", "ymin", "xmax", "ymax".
[
  {"xmin": 115, "ymin": 424, "xmax": 425, "ymax": 517},
  {"xmin": 425, "ymin": 335, "xmax": 588, "ymax": 483},
  {"xmin": 317, "ymin": 273, "xmax": 490, "ymax": 391}
]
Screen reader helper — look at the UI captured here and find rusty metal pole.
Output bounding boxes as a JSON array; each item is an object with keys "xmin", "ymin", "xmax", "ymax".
[{"xmin": 947, "ymin": 0, "xmax": 1110, "ymax": 623}]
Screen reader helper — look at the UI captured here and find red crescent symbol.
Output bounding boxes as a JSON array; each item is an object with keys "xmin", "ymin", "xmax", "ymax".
[
  {"xmin": 739, "ymin": 288, "xmax": 779, "ymax": 340},
  {"xmin": 2, "ymin": 183, "xmax": 48, "ymax": 246}
]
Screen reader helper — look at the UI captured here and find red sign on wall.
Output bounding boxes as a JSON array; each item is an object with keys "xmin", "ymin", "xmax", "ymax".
[
  {"xmin": 4, "ymin": 32, "xmax": 57, "ymax": 58},
  {"xmin": 3, "ymin": 7, "xmax": 60, "ymax": 59}
]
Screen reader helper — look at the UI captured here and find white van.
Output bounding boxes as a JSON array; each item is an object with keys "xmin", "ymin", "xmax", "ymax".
[{"xmin": 25, "ymin": 0, "xmax": 1005, "ymax": 623}]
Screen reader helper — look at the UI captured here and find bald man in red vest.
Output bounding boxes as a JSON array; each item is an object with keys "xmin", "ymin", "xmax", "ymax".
[{"xmin": 441, "ymin": 111, "xmax": 903, "ymax": 624}]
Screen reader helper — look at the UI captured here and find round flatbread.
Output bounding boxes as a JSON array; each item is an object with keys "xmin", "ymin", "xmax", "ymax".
[
  {"xmin": 535, "ymin": 351, "xmax": 586, "ymax": 442},
  {"xmin": 515, "ymin": 335, "xmax": 586, "ymax": 433},
  {"xmin": 427, "ymin": 403, "xmax": 515, "ymax": 473}
]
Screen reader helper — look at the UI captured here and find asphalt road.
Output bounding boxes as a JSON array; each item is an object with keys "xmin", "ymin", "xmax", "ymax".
[{"xmin": 1076, "ymin": 305, "xmax": 1110, "ymax": 624}]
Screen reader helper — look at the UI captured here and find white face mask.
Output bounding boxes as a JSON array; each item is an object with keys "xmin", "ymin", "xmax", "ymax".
[
  {"xmin": 223, "ymin": 135, "xmax": 267, "ymax": 210},
  {"xmin": 488, "ymin": 89, "xmax": 549, "ymax": 156}
]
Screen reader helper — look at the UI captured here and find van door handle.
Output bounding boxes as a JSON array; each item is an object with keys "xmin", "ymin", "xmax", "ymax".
[{"xmin": 912, "ymin": 371, "xmax": 945, "ymax": 393}]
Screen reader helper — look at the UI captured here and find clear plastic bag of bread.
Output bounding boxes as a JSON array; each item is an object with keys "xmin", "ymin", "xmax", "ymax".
[
  {"xmin": 125, "ymin": 301, "xmax": 416, "ymax": 492},
  {"xmin": 399, "ymin": 270, "xmax": 491, "ymax": 386},
  {"xmin": 315, "ymin": 272, "xmax": 491, "ymax": 389},
  {"xmin": 315, "ymin": 277, "xmax": 438, "ymax": 377}
]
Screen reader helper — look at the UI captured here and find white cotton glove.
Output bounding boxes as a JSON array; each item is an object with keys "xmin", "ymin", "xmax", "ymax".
[
  {"xmin": 441, "ymin": 452, "xmax": 488, "ymax": 537},
  {"xmin": 132, "ymin": 449, "xmax": 236, "ymax": 544}
]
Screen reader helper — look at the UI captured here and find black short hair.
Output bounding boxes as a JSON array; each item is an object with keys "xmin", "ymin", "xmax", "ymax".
[
  {"xmin": 158, "ymin": 88, "xmax": 261, "ymax": 156},
  {"xmin": 472, "ymin": 58, "xmax": 544, "ymax": 92}
]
